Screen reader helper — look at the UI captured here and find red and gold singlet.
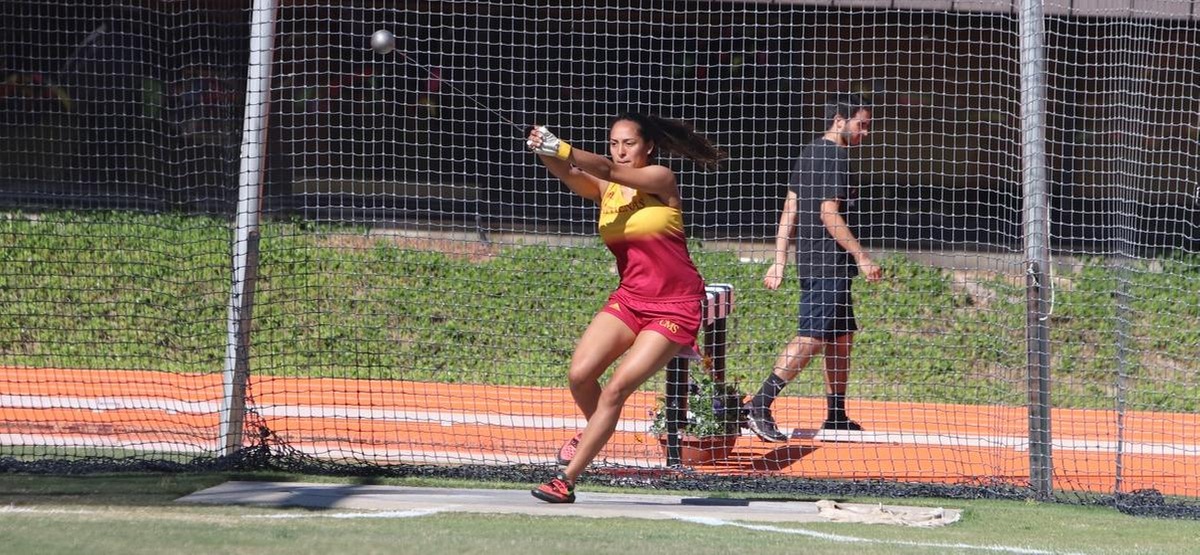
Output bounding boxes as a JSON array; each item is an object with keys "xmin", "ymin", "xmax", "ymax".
[{"xmin": 598, "ymin": 182, "xmax": 705, "ymax": 302}]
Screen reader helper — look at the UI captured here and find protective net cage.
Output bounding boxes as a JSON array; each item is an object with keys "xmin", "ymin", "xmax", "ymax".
[{"xmin": 1, "ymin": 0, "xmax": 1198, "ymax": 518}]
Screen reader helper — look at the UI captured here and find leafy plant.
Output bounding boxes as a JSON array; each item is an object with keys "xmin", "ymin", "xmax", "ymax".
[{"xmin": 650, "ymin": 365, "xmax": 746, "ymax": 437}]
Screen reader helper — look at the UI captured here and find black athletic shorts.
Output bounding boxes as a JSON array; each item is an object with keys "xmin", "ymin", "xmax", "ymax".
[{"xmin": 796, "ymin": 277, "xmax": 857, "ymax": 340}]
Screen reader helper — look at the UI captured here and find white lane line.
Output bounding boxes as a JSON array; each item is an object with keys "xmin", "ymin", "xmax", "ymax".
[
  {"xmin": 0, "ymin": 394, "xmax": 218, "ymax": 414},
  {"xmin": 666, "ymin": 514, "xmax": 1090, "ymax": 555}
]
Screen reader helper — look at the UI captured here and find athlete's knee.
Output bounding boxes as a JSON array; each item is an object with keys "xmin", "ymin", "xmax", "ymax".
[
  {"xmin": 566, "ymin": 364, "xmax": 599, "ymax": 390},
  {"xmin": 598, "ymin": 381, "xmax": 636, "ymax": 408}
]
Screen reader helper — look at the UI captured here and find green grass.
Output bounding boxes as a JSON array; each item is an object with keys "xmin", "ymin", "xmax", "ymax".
[
  {"xmin": 1, "ymin": 211, "xmax": 1198, "ymax": 410},
  {"xmin": 0, "ymin": 473, "xmax": 1198, "ymax": 555}
]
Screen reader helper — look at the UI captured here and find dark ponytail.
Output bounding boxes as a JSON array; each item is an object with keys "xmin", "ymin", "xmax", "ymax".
[{"xmin": 612, "ymin": 113, "xmax": 727, "ymax": 171}]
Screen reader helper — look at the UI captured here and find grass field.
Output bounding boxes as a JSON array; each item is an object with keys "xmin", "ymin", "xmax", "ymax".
[{"xmin": 1, "ymin": 472, "xmax": 1198, "ymax": 555}]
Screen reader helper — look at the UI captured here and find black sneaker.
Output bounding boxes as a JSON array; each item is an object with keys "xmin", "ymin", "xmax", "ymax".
[
  {"xmin": 744, "ymin": 405, "xmax": 789, "ymax": 443},
  {"xmin": 821, "ymin": 418, "xmax": 863, "ymax": 431}
]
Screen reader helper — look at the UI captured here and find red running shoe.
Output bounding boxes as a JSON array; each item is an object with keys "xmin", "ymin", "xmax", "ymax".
[
  {"xmin": 556, "ymin": 431, "xmax": 583, "ymax": 466},
  {"xmin": 531, "ymin": 472, "xmax": 576, "ymax": 503}
]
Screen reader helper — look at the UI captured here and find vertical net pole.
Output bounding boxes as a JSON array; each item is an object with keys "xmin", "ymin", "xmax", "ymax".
[
  {"xmin": 1019, "ymin": 0, "xmax": 1053, "ymax": 499},
  {"xmin": 220, "ymin": 0, "xmax": 277, "ymax": 456},
  {"xmin": 1108, "ymin": 18, "xmax": 1154, "ymax": 499},
  {"xmin": 664, "ymin": 357, "xmax": 687, "ymax": 468}
]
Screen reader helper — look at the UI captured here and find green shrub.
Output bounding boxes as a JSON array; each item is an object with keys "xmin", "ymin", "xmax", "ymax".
[{"xmin": 650, "ymin": 368, "xmax": 746, "ymax": 437}]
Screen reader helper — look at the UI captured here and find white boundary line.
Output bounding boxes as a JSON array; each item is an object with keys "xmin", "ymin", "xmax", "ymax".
[{"xmin": 667, "ymin": 514, "xmax": 1090, "ymax": 555}]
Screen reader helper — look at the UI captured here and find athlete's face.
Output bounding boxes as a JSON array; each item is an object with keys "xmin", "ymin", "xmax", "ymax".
[
  {"xmin": 609, "ymin": 120, "xmax": 654, "ymax": 167},
  {"xmin": 838, "ymin": 108, "xmax": 873, "ymax": 147}
]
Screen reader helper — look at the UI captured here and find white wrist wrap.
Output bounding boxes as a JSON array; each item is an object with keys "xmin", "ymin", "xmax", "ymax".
[{"xmin": 528, "ymin": 126, "xmax": 572, "ymax": 160}]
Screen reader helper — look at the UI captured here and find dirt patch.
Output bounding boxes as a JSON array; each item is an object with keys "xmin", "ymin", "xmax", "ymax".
[
  {"xmin": 948, "ymin": 270, "xmax": 1021, "ymax": 308},
  {"xmin": 1142, "ymin": 352, "xmax": 1195, "ymax": 380},
  {"xmin": 316, "ymin": 234, "xmax": 498, "ymax": 263}
]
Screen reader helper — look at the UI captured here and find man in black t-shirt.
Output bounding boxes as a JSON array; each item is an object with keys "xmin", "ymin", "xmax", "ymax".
[{"xmin": 744, "ymin": 94, "xmax": 882, "ymax": 442}]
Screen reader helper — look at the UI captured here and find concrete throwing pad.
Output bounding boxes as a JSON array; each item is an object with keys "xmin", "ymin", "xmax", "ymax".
[{"xmin": 177, "ymin": 481, "xmax": 961, "ymax": 527}]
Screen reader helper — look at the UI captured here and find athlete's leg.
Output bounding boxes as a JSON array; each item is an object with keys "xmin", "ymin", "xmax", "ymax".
[
  {"xmin": 562, "ymin": 331, "xmax": 681, "ymax": 482},
  {"xmin": 567, "ymin": 312, "xmax": 636, "ymax": 419}
]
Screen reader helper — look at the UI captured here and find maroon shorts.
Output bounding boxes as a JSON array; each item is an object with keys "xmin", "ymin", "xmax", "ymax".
[{"xmin": 600, "ymin": 289, "xmax": 703, "ymax": 358}]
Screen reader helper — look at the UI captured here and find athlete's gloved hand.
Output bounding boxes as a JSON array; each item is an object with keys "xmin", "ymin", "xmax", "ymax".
[{"xmin": 527, "ymin": 125, "xmax": 572, "ymax": 160}]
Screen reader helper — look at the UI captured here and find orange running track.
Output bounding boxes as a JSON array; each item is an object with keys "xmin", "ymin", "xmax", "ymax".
[{"xmin": 1, "ymin": 367, "xmax": 1197, "ymax": 498}]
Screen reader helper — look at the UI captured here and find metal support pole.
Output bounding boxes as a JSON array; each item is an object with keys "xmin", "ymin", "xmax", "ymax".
[
  {"xmin": 707, "ymin": 287, "xmax": 731, "ymax": 385},
  {"xmin": 1019, "ymin": 0, "xmax": 1054, "ymax": 499},
  {"xmin": 220, "ymin": 0, "xmax": 278, "ymax": 456},
  {"xmin": 664, "ymin": 358, "xmax": 687, "ymax": 467}
]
